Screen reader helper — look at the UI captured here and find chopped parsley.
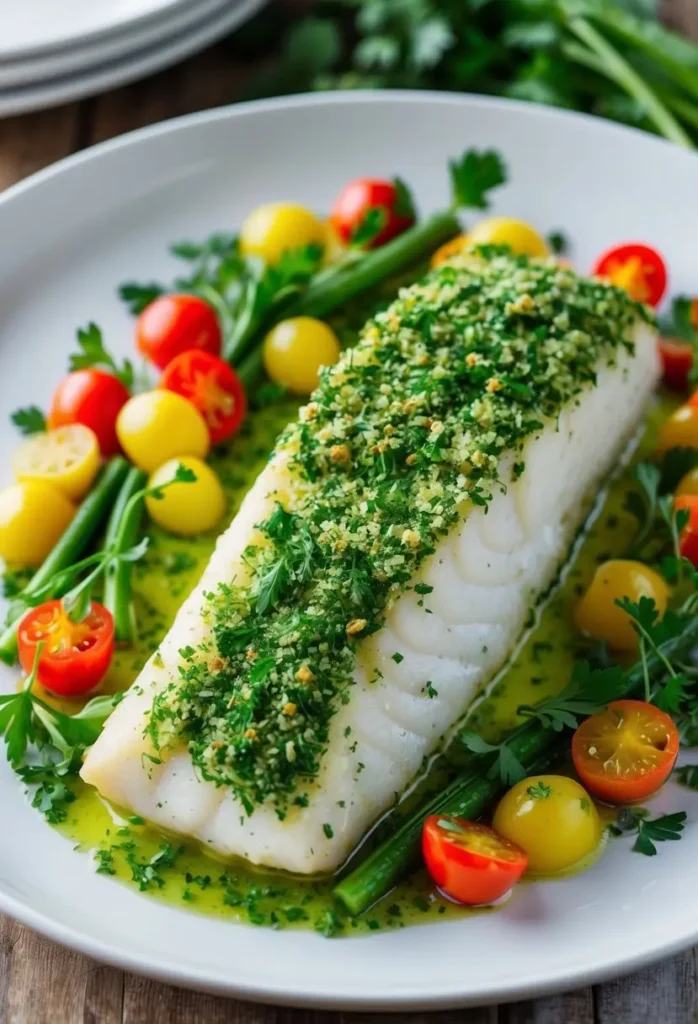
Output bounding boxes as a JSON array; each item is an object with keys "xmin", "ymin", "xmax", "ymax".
[{"xmin": 526, "ymin": 781, "xmax": 552, "ymax": 800}]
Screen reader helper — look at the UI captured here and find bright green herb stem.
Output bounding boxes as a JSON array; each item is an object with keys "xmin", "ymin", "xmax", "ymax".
[
  {"xmin": 567, "ymin": 18, "xmax": 694, "ymax": 149},
  {"xmin": 103, "ymin": 467, "xmax": 148, "ymax": 645},
  {"xmin": 334, "ymin": 613, "xmax": 698, "ymax": 916},
  {"xmin": 0, "ymin": 457, "xmax": 130, "ymax": 666},
  {"xmin": 223, "ymin": 210, "xmax": 461, "ymax": 364}
]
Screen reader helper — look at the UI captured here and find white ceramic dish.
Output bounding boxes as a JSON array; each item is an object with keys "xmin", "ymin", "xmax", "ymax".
[
  {"xmin": 0, "ymin": 0, "xmax": 265, "ymax": 117},
  {"xmin": 0, "ymin": 92, "xmax": 697, "ymax": 1010},
  {"xmin": 0, "ymin": 0, "xmax": 235, "ymax": 90}
]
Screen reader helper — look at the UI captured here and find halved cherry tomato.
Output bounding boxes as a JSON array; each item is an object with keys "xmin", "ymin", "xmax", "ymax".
[
  {"xmin": 160, "ymin": 350, "xmax": 246, "ymax": 445},
  {"xmin": 421, "ymin": 815, "xmax": 527, "ymax": 906},
  {"xmin": 658, "ymin": 338, "xmax": 694, "ymax": 391},
  {"xmin": 592, "ymin": 243, "xmax": 667, "ymax": 307},
  {"xmin": 18, "ymin": 599, "xmax": 114, "ymax": 697},
  {"xmin": 48, "ymin": 369, "xmax": 129, "ymax": 456},
  {"xmin": 674, "ymin": 495, "xmax": 698, "ymax": 567},
  {"xmin": 572, "ymin": 699, "xmax": 679, "ymax": 804},
  {"xmin": 12, "ymin": 424, "xmax": 100, "ymax": 501},
  {"xmin": 136, "ymin": 294, "xmax": 221, "ymax": 370},
  {"xmin": 330, "ymin": 178, "xmax": 414, "ymax": 248}
]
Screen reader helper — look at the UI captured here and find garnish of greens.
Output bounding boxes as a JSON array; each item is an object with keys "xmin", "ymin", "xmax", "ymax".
[
  {"xmin": 610, "ymin": 807, "xmax": 687, "ymax": 856},
  {"xmin": 118, "ymin": 147, "xmax": 506, "ymax": 396},
  {"xmin": 145, "ymin": 251, "xmax": 646, "ymax": 812},
  {"xmin": 250, "ymin": 1, "xmax": 698, "ymax": 151},
  {"xmin": 334, "ymin": 598, "xmax": 698, "ymax": 916}
]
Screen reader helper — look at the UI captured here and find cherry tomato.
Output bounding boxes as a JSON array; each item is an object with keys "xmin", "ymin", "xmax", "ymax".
[
  {"xmin": 658, "ymin": 338, "xmax": 693, "ymax": 391},
  {"xmin": 467, "ymin": 217, "xmax": 549, "ymax": 258},
  {"xmin": 431, "ymin": 234, "xmax": 470, "ymax": 268},
  {"xmin": 136, "ymin": 295, "xmax": 221, "ymax": 371},
  {"xmin": 657, "ymin": 403, "xmax": 698, "ymax": 455},
  {"xmin": 146, "ymin": 456, "xmax": 226, "ymax": 536},
  {"xmin": 422, "ymin": 815, "xmax": 527, "ymax": 906},
  {"xmin": 18, "ymin": 599, "xmax": 114, "ymax": 697},
  {"xmin": 263, "ymin": 316, "xmax": 341, "ymax": 396},
  {"xmin": 493, "ymin": 776, "xmax": 601, "ymax": 874},
  {"xmin": 330, "ymin": 179, "xmax": 414, "ymax": 248},
  {"xmin": 48, "ymin": 369, "xmax": 129, "ymax": 456},
  {"xmin": 160, "ymin": 350, "xmax": 246, "ymax": 445},
  {"xmin": 12, "ymin": 424, "xmax": 100, "ymax": 501},
  {"xmin": 592, "ymin": 243, "xmax": 667, "ymax": 307},
  {"xmin": 675, "ymin": 467, "xmax": 698, "ymax": 499},
  {"xmin": 0, "ymin": 481, "xmax": 75, "ymax": 567},
  {"xmin": 574, "ymin": 559, "xmax": 669, "ymax": 652},
  {"xmin": 572, "ymin": 700, "xmax": 679, "ymax": 804},
  {"xmin": 239, "ymin": 203, "xmax": 326, "ymax": 265},
  {"xmin": 116, "ymin": 390, "xmax": 210, "ymax": 473},
  {"xmin": 674, "ymin": 495, "xmax": 698, "ymax": 567}
]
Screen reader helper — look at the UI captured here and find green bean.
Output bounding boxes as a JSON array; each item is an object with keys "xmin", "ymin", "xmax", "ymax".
[{"xmin": 103, "ymin": 466, "xmax": 147, "ymax": 645}]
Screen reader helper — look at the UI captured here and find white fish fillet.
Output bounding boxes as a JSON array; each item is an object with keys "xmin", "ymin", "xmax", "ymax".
[{"xmin": 82, "ymin": 320, "xmax": 658, "ymax": 874}]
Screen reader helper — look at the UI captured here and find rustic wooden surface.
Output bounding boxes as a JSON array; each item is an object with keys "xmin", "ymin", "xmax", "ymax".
[{"xmin": 1, "ymin": 3, "xmax": 698, "ymax": 1021}]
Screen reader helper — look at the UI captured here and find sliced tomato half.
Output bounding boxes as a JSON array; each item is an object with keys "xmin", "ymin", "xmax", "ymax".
[
  {"xmin": 592, "ymin": 243, "xmax": 667, "ymax": 307},
  {"xmin": 572, "ymin": 699, "xmax": 679, "ymax": 804},
  {"xmin": 422, "ymin": 815, "xmax": 528, "ymax": 906},
  {"xmin": 18, "ymin": 599, "xmax": 114, "ymax": 697},
  {"xmin": 160, "ymin": 350, "xmax": 246, "ymax": 445}
]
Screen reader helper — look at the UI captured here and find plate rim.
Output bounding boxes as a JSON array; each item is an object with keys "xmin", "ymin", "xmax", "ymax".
[{"xmin": 1, "ymin": 89, "xmax": 698, "ymax": 1010}]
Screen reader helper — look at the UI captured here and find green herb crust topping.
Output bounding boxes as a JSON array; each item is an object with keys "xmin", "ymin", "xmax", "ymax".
[{"xmin": 146, "ymin": 250, "xmax": 648, "ymax": 811}]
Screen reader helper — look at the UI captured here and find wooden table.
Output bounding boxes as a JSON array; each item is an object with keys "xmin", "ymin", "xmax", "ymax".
[{"xmin": 2, "ymin": 3, "xmax": 698, "ymax": 1020}]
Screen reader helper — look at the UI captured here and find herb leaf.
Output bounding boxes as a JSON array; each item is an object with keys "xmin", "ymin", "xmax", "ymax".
[
  {"xmin": 69, "ymin": 323, "xmax": 134, "ymax": 390},
  {"xmin": 449, "ymin": 149, "xmax": 507, "ymax": 210},
  {"xmin": 611, "ymin": 807, "xmax": 687, "ymax": 856},
  {"xmin": 10, "ymin": 405, "xmax": 46, "ymax": 436}
]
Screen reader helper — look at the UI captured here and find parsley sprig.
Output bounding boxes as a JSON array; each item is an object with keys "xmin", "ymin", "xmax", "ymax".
[
  {"xmin": 10, "ymin": 405, "xmax": 46, "ymax": 436},
  {"xmin": 69, "ymin": 323, "xmax": 134, "ymax": 390},
  {"xmin": 610, "ymin": 808, "xmax": 687, "ymax": 856},
  {"xmin": 517, "ymin": 661, "xmax": 625, "ymax": 732}
]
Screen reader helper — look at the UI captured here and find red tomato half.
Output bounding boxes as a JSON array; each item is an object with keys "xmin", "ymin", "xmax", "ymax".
[
  {"xmin": 659, "ymin": 338, "xmax": 693, "ymax": 391},
  {"xmin": 136, "ymin": 294, "xmax": 222, "ymax": 370},
  {"xmin": 160, "ymin": 350, "xmax": 246, "ymax": 445},
  {"xmin": 330, "ymin": 178, "xmax": 414, "ymax": 248},
  {"xmin": 422, "ymin": 815, "xmax": 528, "ymax": 906},
  {"xmin": 48, "ymin": 369, "xmax": 129, "ymax": 456},
  {"xmin": 572, "ymin": 699, "xmax": 679, "ymax": 804},
  {"xmin": 18, "ymin": 599, "xmax": 114, "ymax": 697},
  {"xmin": 592, "ymin": 243, "xmax": 667, "ymax": 307},
  {"xmin": 675, "ymin": 495, "xmax": 698, "ymax": 568}
]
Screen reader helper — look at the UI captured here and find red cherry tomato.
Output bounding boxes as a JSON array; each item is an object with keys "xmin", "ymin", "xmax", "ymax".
[
  {"xmin": 659, "ymin": 338, "xmax": 693, "ymax": 391},
  {"xmin": 160, "ymin": 350, "xmax": 246, "ymax": 445},
  {"xmin": 18, "ymin": 599, "xmax": 114, "ymax": 697},
  {"xmin": 330, "ymin": 178, "xmax": 414, "ymax": 248},
  {"xmin": 48, "ymin": 369, "xmax": 129, "ymax": 456},
  {"xmin": 572, "ymin": 699, "xmax": 679, "ymax": 804},
  {"xmin": 422, "ymin": 815, "xmax": 528, "ymax": 906},
  {"xmin": 136, "ymin": 294, "xmax": 222, "ymax": 370},
  {"xmin": 674, "ymin": 495, "xmax": 698, "ymax": 568},
  {"xmin": 592, "ymin": 243, "xmax": 667, "ymax": 307}
]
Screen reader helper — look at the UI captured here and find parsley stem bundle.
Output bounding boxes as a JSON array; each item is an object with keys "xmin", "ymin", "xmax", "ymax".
[
  {"xmin": 334, "ymin": 612, "xmax": 698, "ymax": 916},
  {"xmin": 103, "ymin": 467, "xmax": 148, "ymax": 645},
  {"xmin": 0, "ymin": 457, "xmax": 129, "ymax": 666}
]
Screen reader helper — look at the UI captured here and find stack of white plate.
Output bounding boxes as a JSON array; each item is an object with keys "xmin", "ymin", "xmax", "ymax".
[{"xmin": 0, "ymin": 0, "xmax": 266, "ymax": 118}]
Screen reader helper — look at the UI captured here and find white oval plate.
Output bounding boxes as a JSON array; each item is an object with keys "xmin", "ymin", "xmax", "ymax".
[{"xmin": 0, "ymin": 93, "xmax": 697, "ymax": 1011}]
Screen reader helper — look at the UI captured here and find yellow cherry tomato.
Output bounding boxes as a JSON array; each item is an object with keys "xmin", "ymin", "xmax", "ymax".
[
  {"xmin": 116, "ymin": 391, "xmax": 209, "ymax": 474},
  {"xmin": 493, "ymin": 775, "xmax": 601, "ymax": 875},
  {"xmin": 676, "ymin": 466, "xmax": 698, "ymax": 498},
  {"xmin": 145, "ymin": 456, "xmax": 225, "ymax": 536},
  {"xmin": 239, "ymin": 203, "xmax": 326, "ymax": 265},
  {"xmin": 467, "ymin": 217, "xmax": 549, "ymax": 258},
  {"xmin": 574, "ymin": 559, "xmax": 669, "ymax": 652},
  {"xmin": 431, "ymin": 233, "xmax": 470, "ymax": 268},
  {"xmin": 263, "ymin": 316, "xmax": 341, "ymax": 396},
  {"xmin": 12, "ymin": 424, "xmax": 100, "ymax": 501},
  {"xmin": 0, "ymin": 481, "xmax": 75, "ymax": 566},
  {"xmin": 657, "ymin": 404, "xmax": 698, "ymax": 456}
]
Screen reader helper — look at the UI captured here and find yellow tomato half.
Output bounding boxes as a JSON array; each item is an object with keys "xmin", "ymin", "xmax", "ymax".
[
  {"xmin": 0, "ymin": 481, "xmax": 75, "ymax": 566},
  {"xmin": 467, "ymin": 217, "xmax": 549, "ymax": 258},
  {"xmin": 658, "ymin": 404, "xmax": 698, "ymax": 456},
  {"xmin": 493, "ymin": 775, "xmax": 602, "ymax": 875},
  {"xmin": 146, "ymin": 456, "xmax": 225, "ymax": 536},
  {"xmin": 12, "ymin": 424, "xmax": 100, "ymax": 500},
  {"xmin": 263, "ymin": 317, "xmax": 341, "ymax": 396},
  {"xmin": 116, "ymin": 391, "xmax": 209, "ymax": 473},
  {"xmin": 574, "ymin": 559, "xmax": 669, "ymax": 651},
  {"xmin": 239, "ymin": 203, "xmax": 326, "ymax": 265}
]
